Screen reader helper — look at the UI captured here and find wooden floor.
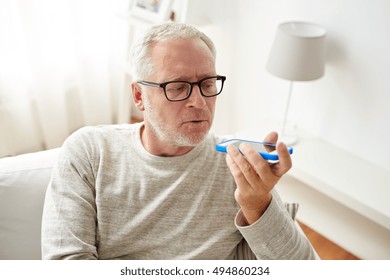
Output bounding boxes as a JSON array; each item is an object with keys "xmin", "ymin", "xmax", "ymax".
[{"xmin": 298, "ymin": 221, "xmax": 359, "ymax": 260}]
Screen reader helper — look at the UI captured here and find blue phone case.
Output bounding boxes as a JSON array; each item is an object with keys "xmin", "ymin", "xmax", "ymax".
[{"xmin": 216, "ymin": 138, "xmax": 293, "ymax": 161}]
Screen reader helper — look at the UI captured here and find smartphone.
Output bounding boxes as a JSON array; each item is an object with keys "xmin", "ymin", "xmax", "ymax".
[{"xmin": 216, "ymin": 139, "xmax": 293, "ymax": 161}]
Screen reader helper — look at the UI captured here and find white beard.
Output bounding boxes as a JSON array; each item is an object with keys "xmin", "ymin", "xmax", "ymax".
[{"xmin": 143, "ymin": 96, "xmax": 207, "ymax": 147}]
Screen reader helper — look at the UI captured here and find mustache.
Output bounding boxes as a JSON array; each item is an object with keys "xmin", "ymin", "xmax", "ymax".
[{"xmin": 181, "ymin": 109, "xmax": 211, "ymax": 122}]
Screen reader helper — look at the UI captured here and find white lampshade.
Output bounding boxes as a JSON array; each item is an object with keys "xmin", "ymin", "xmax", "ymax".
[{"xmin": 266, "ymin": 21, "xmax": 326, "ymax": 81}]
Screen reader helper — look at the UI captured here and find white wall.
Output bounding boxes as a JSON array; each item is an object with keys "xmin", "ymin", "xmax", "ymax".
[{"xmin": 185, "ymin": 0, "xmax": 390, "ymax": 172}]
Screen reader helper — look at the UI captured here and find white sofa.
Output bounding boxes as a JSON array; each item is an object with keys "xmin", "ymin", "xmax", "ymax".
[{"xmin": 0, "ymin": 148, "xmax": 60, "ymax": 260}]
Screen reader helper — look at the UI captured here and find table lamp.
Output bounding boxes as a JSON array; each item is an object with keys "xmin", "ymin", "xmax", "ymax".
[{"xmin": 266, "ymin": 21, "xmax": 326, "ymax": 145}]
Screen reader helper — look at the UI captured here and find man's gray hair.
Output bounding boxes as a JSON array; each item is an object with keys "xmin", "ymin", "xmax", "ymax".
[{"xmin": 130, "ymin": 22, "xmax": 216, "ymax": 81}]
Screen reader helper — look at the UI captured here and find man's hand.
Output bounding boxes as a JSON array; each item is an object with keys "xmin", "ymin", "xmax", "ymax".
[{"xmin": 226, "ymin": 132, "xmax": 292, "ymax": 225}]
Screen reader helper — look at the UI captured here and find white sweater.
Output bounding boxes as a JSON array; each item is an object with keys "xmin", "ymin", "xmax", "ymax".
[{"xmin": 41, "ymin": 122, "xmax": 316, "ymax": 259}]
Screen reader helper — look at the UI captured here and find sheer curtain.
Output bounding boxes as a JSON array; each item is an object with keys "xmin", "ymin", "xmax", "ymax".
[{"xmin": 0, "ymin": 0, "xmax": 132, "ymax": 157}]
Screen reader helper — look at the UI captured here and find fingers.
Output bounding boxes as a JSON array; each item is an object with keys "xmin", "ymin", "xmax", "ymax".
[
  {"xmin": 263, "ymin": 131, "xmax": 278, "ymax": 144},
  {"xmin": 272, "ymin": 142, "xmax": 292, "ymax": 177},
  {"xmin": 238, "ymin": 143, "xmax": 278, "ymax": 189},
  {"xmin": 226, "ymin": 140, "xmax": 292, "ymax": 187},
  {"xmin": 226, "ymin": 143, "xmax": 274, "ymax": 193},
  {"xmin": 226, "ymin": 145, "xmax": 260, "ymax": 191}
]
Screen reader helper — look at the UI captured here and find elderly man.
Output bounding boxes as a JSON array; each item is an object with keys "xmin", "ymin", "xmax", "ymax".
[{"xmin": 41, "ymin": 22, "xmax": 316, "ymax": 260}]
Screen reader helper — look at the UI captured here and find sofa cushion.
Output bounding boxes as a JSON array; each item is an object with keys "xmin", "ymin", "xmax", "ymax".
[{"xmin": 0, "ymin": 148, "xmax": 59, "ymax": 260}]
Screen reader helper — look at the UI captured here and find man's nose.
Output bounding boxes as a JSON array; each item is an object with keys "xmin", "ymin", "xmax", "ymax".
[{"xmin": 186, "ymin": 85, "xmax": 206, "ymax": 107}]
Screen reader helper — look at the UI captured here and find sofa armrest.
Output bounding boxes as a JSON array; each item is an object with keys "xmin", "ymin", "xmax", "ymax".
[{"xmin": 0, "ymin": 148, "xmax": 60, "ymax": 260}]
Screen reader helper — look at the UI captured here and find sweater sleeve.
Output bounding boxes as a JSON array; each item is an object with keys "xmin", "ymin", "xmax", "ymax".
[
  {"xmin": 41, "ymin": 130, "xmax": 99, "ymax": 260},
  {"xmin": 234, "ymin": 190, "xmax": 318, "ymax": 260}
]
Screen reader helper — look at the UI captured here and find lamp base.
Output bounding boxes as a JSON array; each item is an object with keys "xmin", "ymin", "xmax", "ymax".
[{"xmin": 279, "ymin": 134, "xmax": 298, "ymax": 146}]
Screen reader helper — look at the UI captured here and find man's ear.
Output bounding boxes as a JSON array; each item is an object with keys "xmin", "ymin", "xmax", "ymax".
[{"xmin": 132, "ymin": 82, "xmax": 145, "ymax": 111}]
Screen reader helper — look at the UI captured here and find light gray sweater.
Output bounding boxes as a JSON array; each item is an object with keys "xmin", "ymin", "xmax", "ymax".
[{"xmin": 41, "ymin": 122, "xmax": 316, "ymax": 259}]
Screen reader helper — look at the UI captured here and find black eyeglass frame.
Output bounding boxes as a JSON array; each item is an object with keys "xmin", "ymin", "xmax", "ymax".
[{"xmin": 137, "ymin": 75, "xmax": 226, "ymax": 102}]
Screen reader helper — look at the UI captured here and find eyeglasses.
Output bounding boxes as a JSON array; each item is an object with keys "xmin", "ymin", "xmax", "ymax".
[{"xmin": 137, "ymin": 75, "xmax": 226, "ymax": 102}]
